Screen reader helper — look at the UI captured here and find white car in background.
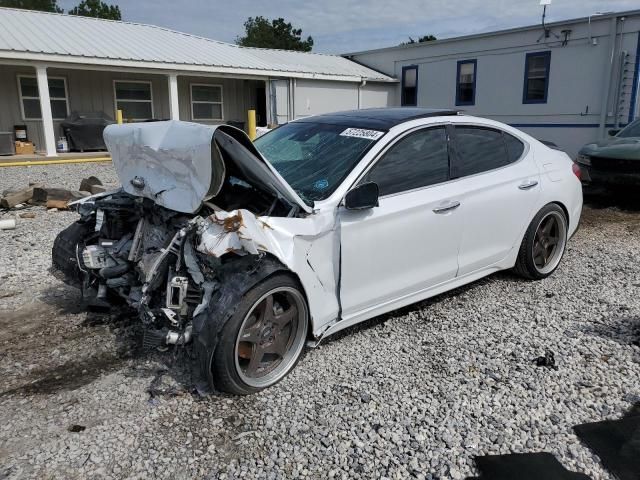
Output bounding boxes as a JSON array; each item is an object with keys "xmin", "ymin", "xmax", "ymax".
[{"xmin": 52, "ymin": 108, "xmax": 583, "ymax": 394}]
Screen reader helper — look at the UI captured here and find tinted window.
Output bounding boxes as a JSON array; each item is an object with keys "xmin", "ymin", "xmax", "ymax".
[
  {"xmin": 362, "ymin": 127, "xmax": 449, "ymax": 196},
  {"xmin": 504, "ymin": 133, "xmax": 525, "ymax": 162},
  {"xmin": 401, "ymin": 66, "xmax": 418, "ymax": 106},
  {"xmin": 453, "ymin": 127, "xmax": 510, "ymax": 178}
]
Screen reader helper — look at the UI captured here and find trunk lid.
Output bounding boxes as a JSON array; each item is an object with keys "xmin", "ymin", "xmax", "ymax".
[{"xmin": 104, "ymin": 120, "xmax": 312, "ymax": 214}]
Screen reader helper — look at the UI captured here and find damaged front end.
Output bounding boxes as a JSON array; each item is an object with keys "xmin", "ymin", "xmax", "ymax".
[{"xmin": 51, "ymin": 121, "xmax": 316, "ymax": 353}]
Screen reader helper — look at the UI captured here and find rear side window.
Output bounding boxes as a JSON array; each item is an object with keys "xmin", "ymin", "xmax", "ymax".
[
  {"xmin": 504, "ymin": 133, "xmax": 525, "ymax": 162},
  {"xmin": 452, "ymin": 126, "xmax": 510, "ymax": 178},
  {"xmin": 362, "ymin": 127, "xmax": 449, "ymax": 196}
]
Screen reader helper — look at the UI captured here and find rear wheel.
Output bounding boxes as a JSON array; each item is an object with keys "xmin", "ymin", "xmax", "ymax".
[
  {"xmin": 514, "ymin": 204, "xmax": 568, "ymax": 280},
  {"xmin": 211, "ymin": 274, "xmax": 308, "ymax": 395}
]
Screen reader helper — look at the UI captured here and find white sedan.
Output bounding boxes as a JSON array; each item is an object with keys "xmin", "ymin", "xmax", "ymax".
[{"xmin": 52, "ymin": 108, "xmax": 583, "ymax": 394}]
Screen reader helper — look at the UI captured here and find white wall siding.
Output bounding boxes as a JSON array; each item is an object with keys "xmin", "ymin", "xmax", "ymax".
[{"xmin": 349, "ymin": 13, "xmax": 640, "ymax": 157}]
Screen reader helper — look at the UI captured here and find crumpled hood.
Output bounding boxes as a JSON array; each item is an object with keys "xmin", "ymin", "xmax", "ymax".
[
  {"xmin": 104, "ymin": 120, "xmax": 312, "ymax": 214},
  {"xmin": 580, "ymin": 136, "xmax": 640, "ymax": 161}
]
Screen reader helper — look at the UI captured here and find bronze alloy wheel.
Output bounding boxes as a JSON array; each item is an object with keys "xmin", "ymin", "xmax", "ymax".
[
  {"xmin": 531, "ymin": 210, "xmax": 567, "ymax": 275},
  {"xmin": 234, "ymin": 286, "xmax": 308, "ymax": 389}
]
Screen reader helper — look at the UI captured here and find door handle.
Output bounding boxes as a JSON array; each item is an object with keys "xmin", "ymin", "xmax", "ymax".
[
  {"xmin": 518, "ymin": 180, "xmax": 539, "ymax": 190},
  {"xmin": 433, "ymin": 201, "xmax": 461, "ymax": 214}
]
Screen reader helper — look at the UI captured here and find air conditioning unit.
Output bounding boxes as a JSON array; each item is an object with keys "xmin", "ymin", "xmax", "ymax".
[{"xmin": 0, "ymin": 132, "xmax": 15, "ymax": 156}]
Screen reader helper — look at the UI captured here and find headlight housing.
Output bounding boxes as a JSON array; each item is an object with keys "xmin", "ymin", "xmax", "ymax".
[{"xmin": 575, "ymin": 154, "xmax": 591, "ymax": 166}]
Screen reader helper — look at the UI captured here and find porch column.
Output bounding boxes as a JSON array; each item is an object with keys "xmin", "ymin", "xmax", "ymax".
[
  {"xmin": 35, "ymin": 65, "xmax": 57, "ymax": 157},
  {"xmin": 168, "ymin": 74, "xmax": 180, "ymax": 121}
]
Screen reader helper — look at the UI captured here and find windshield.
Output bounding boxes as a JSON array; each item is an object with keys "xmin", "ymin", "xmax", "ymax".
[
  {"xmin": 254, "ymin": 122, "xmax": 383, "ymax": 202},
  {"xmin": 617, "ymin": 120, "xmax": 640, "ymax": 138}
]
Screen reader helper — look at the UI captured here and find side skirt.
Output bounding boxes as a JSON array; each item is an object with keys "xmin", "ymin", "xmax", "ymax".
[{"xmin": 315, "ymin": 264, "xmax": 504, "ymax": 343}]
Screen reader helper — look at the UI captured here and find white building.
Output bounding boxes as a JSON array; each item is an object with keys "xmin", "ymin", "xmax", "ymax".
[{"xmin": 346, "ymin": 10, "xmax": 640, "ymax": 157}]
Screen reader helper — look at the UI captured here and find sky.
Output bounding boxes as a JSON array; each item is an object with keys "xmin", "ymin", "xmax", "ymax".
[{"xmin": 57, "ymin": 0, "xmax": 639, "ymax": 53}]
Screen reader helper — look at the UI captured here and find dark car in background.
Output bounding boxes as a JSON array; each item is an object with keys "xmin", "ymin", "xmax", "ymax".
[{"xmin": 576, "ymin": 119, "xmax": 640, "ymax": 189}]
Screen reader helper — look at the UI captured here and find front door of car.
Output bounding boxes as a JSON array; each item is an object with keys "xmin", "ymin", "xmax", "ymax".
[
  {"xmin": 450, "ymin": 125, "xmax": 541, "ymax": 276},
  {"xmin": 338, "ymin": 126, "xmax": 464, "ymax": 319}
]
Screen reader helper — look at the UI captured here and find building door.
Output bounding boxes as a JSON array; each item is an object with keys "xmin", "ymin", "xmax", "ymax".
[{"xmin": 255, "ymin": 86, "xmax": 267, "ymax": 127}]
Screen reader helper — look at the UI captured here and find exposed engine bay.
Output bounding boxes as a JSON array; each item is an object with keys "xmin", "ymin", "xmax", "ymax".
[
  {"xmin": 51, "ymin": 122, "xmax": 304, "ymax": 351},
  {"xmin": 50, "ymin": 120, "xmax": 342, "ymax": 394}
]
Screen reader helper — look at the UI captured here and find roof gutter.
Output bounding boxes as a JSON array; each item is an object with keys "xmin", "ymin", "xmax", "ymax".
[{"xmin": 0, "ymin": 51, "xmax": 396, "ymax": 83}]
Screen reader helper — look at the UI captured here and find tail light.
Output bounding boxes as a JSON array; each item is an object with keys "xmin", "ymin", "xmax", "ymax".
[{"xmin": 572, "ymin": 162, "xmax": 582, "ymax": 180}]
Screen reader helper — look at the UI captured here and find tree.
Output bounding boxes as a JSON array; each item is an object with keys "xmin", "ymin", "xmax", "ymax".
[
  {"xmin": 68, "ymin": 0, "xmax": 121, "ymax": 20},
  {"xmin": 236, "ymin": 16, "xmax": 313, "ymax": 52},
  {"xmin": 400, "ymin": 34, "xmax": 437, "ymax": 46},
  {"xmin": 0, "ymin": 0, "xmax": 63, "ymax": 13}
]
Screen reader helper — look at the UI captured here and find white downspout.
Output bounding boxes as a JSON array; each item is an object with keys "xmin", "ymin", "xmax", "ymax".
[
  {"xmin": 168, "ymin": 73, "xmax": 180, "ymax": 121},
  {"xmin": 35, "ymin": 65, "xmax": 57, "ymax": 157},
  {"xmin": 599, "ymin": 17, "xmax": 619, "ymax": 138},
  {"xmin": 357, "ymin": 78, "xmax": 367, "ymax": 109}
]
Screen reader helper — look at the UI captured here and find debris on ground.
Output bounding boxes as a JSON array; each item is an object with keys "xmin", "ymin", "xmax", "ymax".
[
  {"xmin": 0, "ymin": 219, "xmax": 16, "ymax": 230},
  {"xmin": 533, "ymin": 350, "xmax": 559, "ymax": 370},
  {"xmin": 67, "ymin": 424, "xmax": 86, "ymax": 433},
  {"xmin": 0, "ymin": 177, "xmax": 105, "ymax": 213}
]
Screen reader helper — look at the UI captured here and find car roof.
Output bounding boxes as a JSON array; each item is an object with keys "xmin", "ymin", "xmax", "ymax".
[{"xmin": 295, "ymin": 108, "xmax": 459, "ymax": 130}]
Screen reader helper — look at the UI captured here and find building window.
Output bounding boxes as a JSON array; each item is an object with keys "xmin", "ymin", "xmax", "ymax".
[
  {"xmin": 456, "ymin": 60, "xmax": 477, "ymax": 106},
  {"xmin": 190, "ymin": 84, "xmax": 223, "ymax": 120},
  {"xmin": 18, "ymin": 75, "xmax": 69, "ymax": 120},
  {"xmin": 114, "ymin": 81, "xmax": 153, "ymax": 120},
  {"xmin": 523, "ymin": 51, "xmax": 551, "ymax": 104},
  {"xmin": 401, "ymin": 65, "xmax": 418, "ymax": 106}
]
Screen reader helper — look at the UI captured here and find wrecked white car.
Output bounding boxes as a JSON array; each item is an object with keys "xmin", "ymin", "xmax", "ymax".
[{"xmin": 51, "ymin": 108, "xmax": 583, "ymax": 394}]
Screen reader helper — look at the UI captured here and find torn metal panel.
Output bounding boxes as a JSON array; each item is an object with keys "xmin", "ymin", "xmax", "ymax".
[
  {"xmin": 103, "ymin": 120, "xmax": 312, "ymax": 215},
  {"xmin": 196, "ymin": 208, "xmax": 340, "ymax": 334},
  {"xmin": 104, "ymin": 121, "xmax": 224, "ymax": 214}
]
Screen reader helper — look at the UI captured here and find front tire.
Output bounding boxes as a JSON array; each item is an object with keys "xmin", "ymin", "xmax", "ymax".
[
  {"xmin": 210, "ymin": 274, "xmax": 308, "ymax": 395},
  {"xmin": 513, "ymin": 203, "xmax": 568, "ymax": 280}
]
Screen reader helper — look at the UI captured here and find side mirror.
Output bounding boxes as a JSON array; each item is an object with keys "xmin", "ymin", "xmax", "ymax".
[
  {"xmin": 608, "ymin": 129, "xmax": 620, "ymax": 137},
  {"xmin": 344, "ymin": 182, "xmax": 379, "ymax": 210}
]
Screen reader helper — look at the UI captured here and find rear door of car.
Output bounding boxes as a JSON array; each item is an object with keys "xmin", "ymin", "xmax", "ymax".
[
  {"xmin": 449, "ymin": 124, "xmax": 541, "ymax": 276},
  {"xmin": 338, "ymin": 125, "xmax": 465, "ymax": 319}
]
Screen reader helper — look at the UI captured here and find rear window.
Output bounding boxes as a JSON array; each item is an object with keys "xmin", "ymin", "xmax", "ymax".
[
  {"xmin": 452, "ymin": 127, "xmax": 510, "ymax": 178},
  {"xmin": 254, "ymin": 122, "xmax": 383, "ymax": 202},
  {"xmin": 504, "ymin": 133, "xmax": 525, "ymax": 162}
]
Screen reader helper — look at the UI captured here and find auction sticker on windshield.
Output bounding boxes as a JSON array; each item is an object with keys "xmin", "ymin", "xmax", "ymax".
[{"xmin": 340, "ymin": 128, "xmax": 385, "ymax": 140}]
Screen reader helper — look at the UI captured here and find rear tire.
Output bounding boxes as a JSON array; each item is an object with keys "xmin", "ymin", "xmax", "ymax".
[
  {"xmin": 513, "ymin": 203, "xmax": 568, "ymax": 280},
  {"xmin": 209, "ymin": 274, "xmax": 308, "ymax": 395}
]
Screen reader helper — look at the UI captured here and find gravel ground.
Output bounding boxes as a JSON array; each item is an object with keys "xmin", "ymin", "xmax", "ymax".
[{"xmin": 1, "ymin": 163, "xmax": 639, "ymax": 480}]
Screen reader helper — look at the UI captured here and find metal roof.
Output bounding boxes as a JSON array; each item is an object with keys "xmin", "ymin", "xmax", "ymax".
[
  {"xmin": 343, "ymin": 8, "xmax": 640, "ymax": 57},
  {"xmin": 0, "ymin": 7, "xmax": 393, "ymax": 82}
]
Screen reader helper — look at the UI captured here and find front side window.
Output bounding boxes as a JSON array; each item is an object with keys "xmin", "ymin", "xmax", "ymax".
[
  {"xmin": 401, "ymin": 65, "xmax": 418, "ymax": 106},
  {"xmin": 456, "ymin": 60, "xmax": 476, "ymax": 106},
  {"xmin": 191, "ymin": 84, "xmax": 223, "ymax": 120},
  {"xmin": 114, "ymin": 81, "xmax": 153, "ymax": 121},
  {"xmin": 19, "ymin": 76, "xmax": 69, "ymax": 120},
  {"xmin": 452, "ymin": 126, "xmax": 511, "ymax": 178},
  {"xmin": 617, "ymin": 119, "xmax": 640, "ymax": 138},
  {"xmin": 362, "ymin": 127, "xmax": 449, "ymax": 196},
  {"xmin": 254, "ymin": 122, "xmax": 382, "ymax": 203},
  {"xmin": 523, "ymin": 51, "xmax": 551, "ymax": 104}
]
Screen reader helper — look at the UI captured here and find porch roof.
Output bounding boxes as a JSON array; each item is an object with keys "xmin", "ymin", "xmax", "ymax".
[{"xmin": 0, "ymin": 7, "xmax": 394, "ymax": 83}]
